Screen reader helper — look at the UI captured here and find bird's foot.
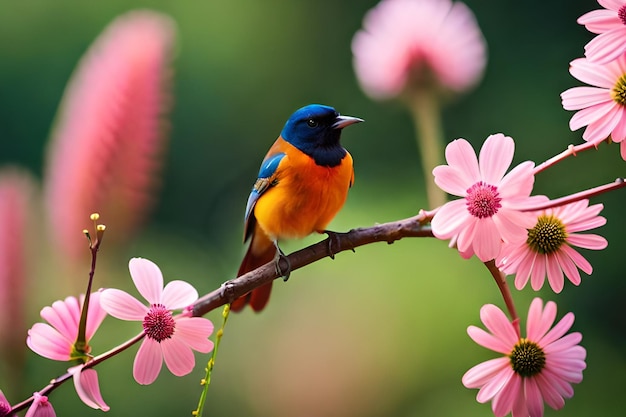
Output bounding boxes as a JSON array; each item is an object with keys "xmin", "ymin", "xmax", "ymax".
[
  {"xmin": 273, "ymin": 243, "xmax": 291, "ymax": 282},
  {"xmin": 322, "ymin": 229, "xmax": 343, "ymax": 260}
]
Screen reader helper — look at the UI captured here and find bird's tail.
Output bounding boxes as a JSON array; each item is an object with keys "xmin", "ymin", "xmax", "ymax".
[{"xmin": 230, "ymin": 232, "xmax": 276, "ymax": 312}]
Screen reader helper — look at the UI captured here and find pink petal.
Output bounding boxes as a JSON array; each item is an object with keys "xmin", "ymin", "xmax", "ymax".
[
  {"xmin": 566, "ymin": 233, "xmax": 608, "ymax": 250},
  {"xmin": 129, "ymin": 258, "xmax": 164, "ymax": 304},
  {"xmin": 497, "ymin": 161, "xmax": 536, "ymax": 200},
  {"xmin": 468, "ymin": 326, "xmax": 512, "ymax": 354},
  {"xmin": 524, "ymin": 377, "xmax": 544, "ymax": 417},
  {"xmin": 542, "ymin": 369, "xmax": 575, "ymax": 398},
  {"xmin": 492, "ymin": 209, "xmax": 531, "ymax": 244},
  {"xmin": 476, "ymin": 366, "xmax": 514, "ymax": 404},
  {"xmin": 432, "ymin": 165, "xmax": 470, "ymax": 196},
  {"xmin": 456, "ymin": 216, "xmax": 478, "ymax": 254},
  {"xmin": 430, "ymin": 199, "xmax": 469, "ymax": 238},
  {"xmin": 492, "ymin": 372, "xmax": 521, "ymax": 417},
  {"xmin": 133, "ymin": 338, "xmax": 163, "ymax": 385},
  {"xmin": 561, "ymin": 86, "xmax": 612, "ymax": 110},
  {"xmin": 479, "ymin": 134, "xmax": 514, "ymax": 184},
  {"xmin": 584, "ymin": 27, "xmax": 626, "ymax": 64},
  {"xmin": 530, "ymin": 255, "xmax": 547, "ymax": 291},
  {"xmin": 69, "ymin": 366, "xmax": 110, "ymax": 411},
  {"xmin": 444, "ymin": 139, "xmax": 480, "ymax": 183},
  {"xmin": 578, "ymin": 9, "xmax": 620, "ymax": 33},
  {"xmin": 545, "ymin": 254, "xmax": 565, "ymax": 293},
  {"xmin": 583, "ymin": 104, "xmax": 623, "ymax": 143},
  {"xmin": 27, "ymin": 323, "xmax": 72, "ymax": 361},
  {"xmin": 175, "ymin": 317, "xmax": 215, "ymax": 353},
  {"xmin": 539, "ymin": 313, "xmax": 575, "ymax": 347},
  {"xmin": 561, "ymin": 245, "xmax": 593, "ymax": 274},
  {"xmin": 569, "ymin": 101, "xmax": 615, "ymax": 132},
  {"xmin": 480, "ymin": 304, "xmax": 518, "ymax": 346},
  {"xmin": 534, "ymin": 371, "xmax": 565, "ymax": 410},
  {"xmin": 100, "ymin": 289, "xmax": 147, "ymax": 321},
  {"xmin": 473, "ymin": 217, "xmax": 502, "ymax": 261},
  {"xmin": 462, "ymin": 357, "xmax": 510, "ymax": 389},
  {"xmin": 161, "ymin": 280, "xmax": 198, "ymax": 310},
  {"xmin": 40, "ymin": 297, "xmax": 80, "ymax": 341},
  {"xmin": 555, "ymin": 250, "xmax": 582, "ymax": 286},
  {"xmin": 161, "ymin": 335, "xmax": 195, "ymax": 376},
  {"xmin": 526, "ymin": 298, "xmax": 551, "ymax": 341},
  {"xmin": 569, "ymin": 57, "xmax": 621, "ymax": 88}
]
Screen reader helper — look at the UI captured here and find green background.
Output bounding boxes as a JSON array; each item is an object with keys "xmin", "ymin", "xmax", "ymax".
[{"xmin": 1, "ymin": 0, "xmax": 624, "ymax": 416}]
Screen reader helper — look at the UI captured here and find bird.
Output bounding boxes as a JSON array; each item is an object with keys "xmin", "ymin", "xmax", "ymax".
[{"xmin": 230, "ymin": 104, "xmax": 363, "ymax": 312}]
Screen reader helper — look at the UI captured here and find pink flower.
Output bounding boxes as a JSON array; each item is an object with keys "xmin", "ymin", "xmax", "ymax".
[
  {"xmin": 100, "ymin": 258, "xmax": 214, "ymax": 385},
  {"xmin": 497, "ymin": 200, "xmax": 607, "ymax": 293},
  {"xmin": 43, "ymin": 10, "xmax": 175, "ymax": 260},
  {"xmin": 352, "ymin": 0, "xmax": 487, "ymax": 100},
  {"xmin": 27, "ymin": 292, "xmax": 107, "ymax": 361},
  {"xmin": 67, "ymin": 365, "xmax": 110, "ymax": 411},
  {"xmin": 431, "ymin": 134, "xmax": 540, "ymax": 261},
  {"xmin": 462, "ymin": 298, "xmax": 586, "ymax": 417},
  {"xmin": 561, "ymin": 56, "xmax": 626, "ymax": 159},
  {"xmin": 0, "ymin": 168, "xmax": 35, "ymax": 374},
  {"xmin": 0, "ymin": 390, "xmax": 15, "ymax": 417},
  {"xmin": 578, "ymin": 0, "xmax": 626, "ymax": 64},
  {"xmin": 25, "ymin": 393, "xmax": 55, "ymax": 417}
]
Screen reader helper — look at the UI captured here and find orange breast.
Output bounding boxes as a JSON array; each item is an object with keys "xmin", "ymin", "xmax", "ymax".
[{"xmin": 253, "ymin": 140, "xmax": 353, "ymax": 240}]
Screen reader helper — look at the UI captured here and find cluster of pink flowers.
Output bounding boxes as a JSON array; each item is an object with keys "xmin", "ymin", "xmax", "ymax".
[
  {"xmin": 562, "ymin": 0, "xmax": 626, "ymax": 159},
  {"xmin": 352, "ymin": 1, "xmax": 618, "ymax": 416}
]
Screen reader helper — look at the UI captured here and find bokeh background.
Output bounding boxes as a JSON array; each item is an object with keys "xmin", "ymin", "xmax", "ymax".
[{"xmin": 1, "ymin": 0, "xmax": 624, "ymax": 416}]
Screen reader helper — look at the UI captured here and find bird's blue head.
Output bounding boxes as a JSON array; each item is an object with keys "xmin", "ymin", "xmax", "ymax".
[{"xmin": 280, "ymin": 104, "xmax": 362, "ymax": 167}]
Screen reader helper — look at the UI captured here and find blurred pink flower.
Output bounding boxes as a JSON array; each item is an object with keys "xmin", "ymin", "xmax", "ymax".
[
  {"xmin": 27, "ymin": 292, "xmax": 107, "ymax": 361},
  {"xmin": 68, "ymin": 365, "xmax": 110, "ymax": 411},
  {"xmin": 25, "ymin": 393, "xmax": 55, "ymax": 417},
  {"xmin": 43, "ymin": 10, "xmax": 176, "ymax": 260},
  {"xmin": 0, "ymin": 168, "xmax": 35, "ymax": 385},
  {"xmin": 352, "ymin": 0, "xmax": 487, "ymax": 100},
  {"xmin": 497, "ymin": 200, "xmax": 607, "ymax": 293},
  {"xmin": 561, "ymin": 55, "xmax": 626, "ymax": 159},
  {"xmin": 431, "ymin": 134, "xmax": 541, "ymax": 261},
  {"xmin": 462, "ymin": 298, "xmax": 586, "ymax": 417},
  {"xmin": 578, "ymin": 0, "xmax": 626, "ymax": 64},
  {"xmin": 100, "ymin": 258, "xmax": 214, "ymax": 385},
  {"xmin": 0, "ymin": 390, "xmax": 15, "ymax": 417}
]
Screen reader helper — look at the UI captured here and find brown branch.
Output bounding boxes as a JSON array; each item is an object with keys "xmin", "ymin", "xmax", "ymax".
[{"xmin": 192, "ymin": 213, "xmax": 434, "ymax": 316}]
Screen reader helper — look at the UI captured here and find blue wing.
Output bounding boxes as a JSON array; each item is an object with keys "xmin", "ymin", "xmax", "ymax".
[{"xmin": 243, "ymin": 152, "xmax": 286, "ymax": 242}]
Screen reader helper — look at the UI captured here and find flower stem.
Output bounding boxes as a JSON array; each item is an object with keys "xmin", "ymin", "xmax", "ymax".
[
  {"xmin": 408, "ymin": 89, "xmax": 447, "ymax": 209},
  {"xmin": 521, "ymin": 177, "xmax": 625, "ymax": 212},
  {"xmin": 193, "ymin": 304, "xmax": 230, "ymax": 417},
  {"xmin": 484, "ymin": 260, "xmax": 521, "ymax": 337},
  {"xmin": 533, "ymin": 140, "xmax": 600, "ymax": 175}
]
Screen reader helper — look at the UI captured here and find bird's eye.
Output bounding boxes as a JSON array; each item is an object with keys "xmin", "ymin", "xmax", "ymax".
[{"xmin": 307, "ymin": 119, "xmax": 318, "ymax": 128}]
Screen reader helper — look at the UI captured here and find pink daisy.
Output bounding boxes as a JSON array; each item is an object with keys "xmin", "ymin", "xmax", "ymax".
[
  {"xmin": 352, "ymin": 0, "xmax": 486, "ymax": 100},
  {"xmin": 25, "ymin": 393, "xmax": 55, "ymax": 417},
  {"xmin": 497, "ymin": 200, "xmax": 607, "ymax": 293},
  {"xmin": 431, "ymin": 134, "xmax": 541, "ymax": 262},
  {"xmin": 27, "ymin": 292, "xmax": 107, "ymax": 362},
  {"xmin": 43, "ymin": 10, "xmax": 175, "ymax": 260},
  {"xmin": 561, "ymin": 55, "xmax": 626, "ymax": 159},
  {"xmin": 578, "ymin": 0, "xmax": 626, "ymax": 64},
  {"xmin": 462, "ymin": 298, "xmax": 586, "ymax": 417},
  {"xmin": 100, "ymin": 258, "xmax": 214, "ymax": 385}
]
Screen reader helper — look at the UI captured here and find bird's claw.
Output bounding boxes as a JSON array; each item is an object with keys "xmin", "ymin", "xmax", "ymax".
[
  {"xmin": 323, "ymin": 230, "xmax": 342, "ymax": 260},
  {"xmin": 274, "ymin": 244, "xmax": 291, "ymax": 282}
]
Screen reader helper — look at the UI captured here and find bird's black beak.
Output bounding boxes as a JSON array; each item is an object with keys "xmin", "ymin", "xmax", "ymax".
[{"xmin": 332, "ymin": 115, "xmax": 364, "ymax": 130}]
